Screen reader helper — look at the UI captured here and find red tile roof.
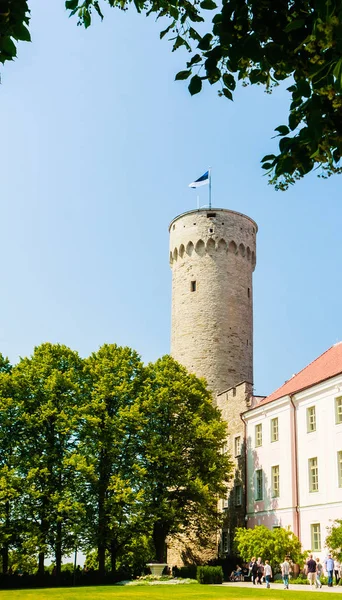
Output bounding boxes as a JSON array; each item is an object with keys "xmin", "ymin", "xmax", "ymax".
[{"xmin": 258, "ymin": 342, "xmax": 342, "ymax": 406}]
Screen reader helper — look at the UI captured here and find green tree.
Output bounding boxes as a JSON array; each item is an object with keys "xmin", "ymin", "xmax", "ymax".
[
  {"xmin": 79, "ymin": 344, "xmax": 146, "ymax": 578},
  {"xmin": 2, "ymin": 0, "xmax": 341, "ymax": 190},
  {"xmin": 0, "ymin": 354, "xmax": 21, "ymax": 575},
  {"xmin": 234, "ymin": 525, "xmax": 305, "ymax": 569},
  {"xmin": 14, "ymin": 343, "xmax": 85, "ymax": 576},
  {"xmin": 325, "ymin": 519, "xmax": 342, "ymax": 561},
  {"xmin": 136, "ymin": 355, "xmax": 232, "ymax": 562}
]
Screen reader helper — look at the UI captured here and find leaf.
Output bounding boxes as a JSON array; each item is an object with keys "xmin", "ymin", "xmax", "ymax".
[
  {"xmin": 1, "ymin": 37, "xmax": 17, "ymax": 58},
  {"xmin": 173, "ymin": 36, "xmax": 191, "ymax": 52},
  {"xmin": 187, "ymin": 54, "xmax": 201, "ymax": 67},
  {"xmin": 288, "ymin": 112, "xmax": 301, "ymax": 131},
  {"xmin": 223, "ymin": 88, "xmax": 233, "ymax": 100},
  {"xmin": 11, "ymin": 23, "xmax": 31, "ymax": 42},
  {"xmin": 94, "ymin": 1, "xmax": 104, "ymax": 19},
  {"xmin": 188, "ymin": 75, "xmax": 202, "ymax": 95},
  {"xmin": 82, "ymin": 7, "xmax": 91, "ymax": 28},
  {"xmin": 160, "ymin": 23, "xmax": 173, "ymax": 39},
  {"xmin": 175, "ymin": 70, "xmax": 192, "ymax": 81},
  {"xmin": 200, "ymin": 0, "xmax": 217, "ymax": 9},
  {"xmin": 188, "ymin": 27, "xmax": 201, "ymax": 42},
  {"xmin": 274, "ymin": 125, "xmax": 290, "ymax": 136},
  {"xmin": 223, "ymin": 73, "xmax": 235, "ymax": 90},
  {"xmin": 198, "ymin": 33, "xmax": 212, "ymax": 51},
  {"xmin": 65, "ymin": 0, "xmax": 79, "ymax": 8},
  {"xmin": 261, "ymin": 162, "xmax": 274, "ymax": 170},
  {"xmin": 284, "ymin": 19, "xmax": 305, "ymax": 33},
  {"xmin": 261, "ymin": 154, "xmax": 276, "ymax": 162}
]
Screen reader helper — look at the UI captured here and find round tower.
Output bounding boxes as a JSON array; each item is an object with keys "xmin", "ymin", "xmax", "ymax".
[{"xmin": 169, "ymin": 208, "xmax": 257, "ymax": 395}]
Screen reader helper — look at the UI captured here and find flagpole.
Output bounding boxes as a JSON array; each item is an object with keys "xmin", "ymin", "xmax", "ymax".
[{"xmin": 209, "ymin": 167, "xmax": 212, "ymax": 209}]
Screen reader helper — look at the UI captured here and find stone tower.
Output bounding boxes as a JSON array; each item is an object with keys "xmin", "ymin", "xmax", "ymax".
[{"xmin": 169, "ymin": 208, "xmax": 257, "ymax": 395}]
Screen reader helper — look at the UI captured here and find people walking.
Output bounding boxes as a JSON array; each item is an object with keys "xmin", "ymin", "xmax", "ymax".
[
  {"xmin": 306, "ymin": 554, "xmax": 317, "ymax": 588},
  {"xmin": 264, "ymin": 560, "xmax": 272, "ymax": 588},
  {"xmin": 256, "ymin": 557, "xmax": 264, "ymax": 584},
  {"xmin": 281, "ymin": 555, "xmax": 291, "ymax": 589},
  {"xmin": 334, "ymin": 560, "xmax": 340, "ymax": 585},
  {"xmin": 316, "ymin": 558, "xmax": 323, "ymax": 589},
  {"xmin": 250, "ymin": 557, "xmax": 258, "ymax": 585},
  {"xmin": 324, "ymin": 554, "xmax": 334, "ymax": 587}
]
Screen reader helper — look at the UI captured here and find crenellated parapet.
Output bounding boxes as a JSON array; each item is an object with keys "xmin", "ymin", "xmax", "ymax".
[{"xmin": 170, "ymin": 237, "xmax": 256, "ymax": 269}]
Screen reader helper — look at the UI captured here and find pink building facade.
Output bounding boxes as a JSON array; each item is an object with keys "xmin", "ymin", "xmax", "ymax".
[{"xmin": 244, "ymin": 342, "xmax": 342, "ymax": 553}]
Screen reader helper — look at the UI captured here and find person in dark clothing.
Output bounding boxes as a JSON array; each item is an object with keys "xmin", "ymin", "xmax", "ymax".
[
  {"xmin": 250, "ymin": 557, "xmax": 258, "ymax": 585},
  {"xmin": 306, "ymin": 554, "xmax": 317, "ymax": 588},
  {"xmin": 256, "ymin": 557, "xmax": 264, "ymax": 585}
]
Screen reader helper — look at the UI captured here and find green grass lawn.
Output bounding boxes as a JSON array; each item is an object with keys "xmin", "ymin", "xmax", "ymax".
[{"xmin": 0, "ymin": 585, "xmax": 336, "ymax": 600}]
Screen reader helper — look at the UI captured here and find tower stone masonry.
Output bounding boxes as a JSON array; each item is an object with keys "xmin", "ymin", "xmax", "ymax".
[{"xmin": 169, "ymin": 208, "xmax": 257, "ymax": 396}]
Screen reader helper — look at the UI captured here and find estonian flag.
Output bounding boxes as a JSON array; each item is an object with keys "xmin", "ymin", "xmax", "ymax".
[{"xmin": 188, "ymin": 171, "xmax": 209, "ymax": 188}]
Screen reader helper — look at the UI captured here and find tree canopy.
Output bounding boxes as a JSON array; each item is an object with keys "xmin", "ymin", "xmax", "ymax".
[
  {"xmin": 234, "ymin": 525, "xmax": 306, "ymax": 569},
  {"xmin": 0, "ymin": 342, "xmax": 232, "ymax": 579},
  {"xmin": 326, "ymin": 519, "xmax": 342, "ymax": 561},
  {"xmin": 1, "ymin": 0, "xmax": 341, "ymax": 190}
]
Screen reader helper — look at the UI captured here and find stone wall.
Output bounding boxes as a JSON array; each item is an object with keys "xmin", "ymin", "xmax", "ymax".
[
  {"xmin": 169, "ymin": 208, "xmax": 257, "ymax": 396},
  {"xmin": 216, "ymin": 381, "xmax": 253, "ymax": 552}
]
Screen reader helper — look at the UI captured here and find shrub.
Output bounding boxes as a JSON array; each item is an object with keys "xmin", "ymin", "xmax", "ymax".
[
  {"xmin": 197, "ymin": 566, "xmax": 223, "ymax": 584},
  {"xmin": 175, "ymin": 565, "xmax": 197, "ymax": 579}
]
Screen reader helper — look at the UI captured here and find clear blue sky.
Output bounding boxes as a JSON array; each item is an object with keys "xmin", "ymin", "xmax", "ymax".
[{"xmin": 1, "ymin": 0, "xmax": 341, "ymax": 397}]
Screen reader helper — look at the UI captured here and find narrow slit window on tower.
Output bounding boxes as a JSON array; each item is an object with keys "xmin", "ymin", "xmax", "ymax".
[
  {"xmin": 191, "ymin": 280, "xmax": 196, "ymax": 292},
  {"xmin": 248, "ymin": 287, "xmax": 250, "ymax": 298}
]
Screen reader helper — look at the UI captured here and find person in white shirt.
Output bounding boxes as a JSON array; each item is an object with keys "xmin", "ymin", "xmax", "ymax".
[
  {"xmin": 264, "ymin": 560, "xmax": 272, "ymax": 588},
  {"xmin": 281, "ymin": 556, "xmax": 291, "ymax": 590}
]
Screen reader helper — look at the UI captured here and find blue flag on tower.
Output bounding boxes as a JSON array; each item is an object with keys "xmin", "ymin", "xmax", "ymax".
[{"xmin": 188, "ymin": 171, "xmax": 209, "ymax": 188}]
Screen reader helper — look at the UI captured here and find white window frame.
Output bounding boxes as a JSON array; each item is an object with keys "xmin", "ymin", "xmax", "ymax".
[
  {"xmin": 234, "ymin": 436, "xmax": 241, "ymax": 457},
  {"xmin": 235, "ymin": 484, "xmax": 242, "ymax": 506},
  {"xmin": 270, "ymin": 417, "xmax": 279, "ymax": 442},
  {"xmin": 271, "ymin": 465, "xmax": 280, "ymax": 498},
  {"xmin": 255, "ymin": 469, "xmax": 263, "ymax": 501},
  {"xmin": 336, "ymin": 397, "xmax": 342, "ymax": 425},
  {"xmin": 307, "ymin": 406, "xmax": 316, "ymax": 433},
  {"xmin": 255, "ymin": 423, "xmax": 262, "ymax": 447},
  {"xmin": 338, "ymin": 450, "xmax": 342, "ymax": 487},
  {"xmin": 222, "ymin": 529, "xmax": 230, "ymax": 553},
  {"xmin": 311, "ymin": 523, "xmax": 321, "ymax": 551},
  {"xmin": 309, "ymin": 457, "xmax": 319, "ymax": 492}
]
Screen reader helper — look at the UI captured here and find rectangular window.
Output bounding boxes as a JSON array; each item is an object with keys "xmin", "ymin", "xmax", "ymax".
[
  {"xmin": 234, "ymin": 436, "xmax": 241, "ymax": 457},
  {"xmin": 272, "ymin": 465, "xmax": 280, "ymax": 497},
  {"xmin": 255, "ymin": 469, "xmax": 263, "ymax": 501},
  {"xmin": 222, "ymin": 442, "xmax": 228, "ymax": 455},
  {"xmin": 336, "ymin": 397, "xmax": 342, "ymax": 424},
  {"xmin": 190, "ymin": 281, "xmax": 196, "ymax": 292},
  {"xmin": 338, "ymin": 451, "xmax": 342, "ymax": 487},
  {"xmin": 309, "ymin": 457, "xmax": 319, "ymax": 492},
  {"xmin": 255, "ymin": 424, "xmax": 262, "ymax": 447},
  {"xmin": 222, "ymin": 530, "xmax": 229, "ymax": 553},
  {"xmin": 235, "ymin": 485, "xmax": 242, "ymax": 506},
  {"xmin": 307, "ymin": 406, "xmax": 316, "ymax": 432},
  {"xmin": 271, "ymin": 417, "xmax": 279, "ymax": 442},
  {"xmin": 311, "ymin": 524, "xmax": 321, "ymax": 551},
  {"xmin": 222, "ymin": 495, "xmax": 228, "ymax": 509}
]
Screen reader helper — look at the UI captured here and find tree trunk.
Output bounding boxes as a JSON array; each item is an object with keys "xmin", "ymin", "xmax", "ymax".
[
  {"xmin": 110, "ymin": 540, "xmax": 117, "ymax": 576},
  {"xmin": 98, "ymin": 447, "xmax": 108, "ymax": 579},
  {"xmin": 2, "ymin": 500, "xmax": 10, "ymax": 574},
  {"xmin": 38, "ymin": 551, "xmax": 45, "ymax": 577},
  {"xmin": 55, "ymin": 520, "xmax": 62, "ymax": 577},
  {"xmin": 2, "ymin": 546, "xmax": 9, "ymax": 575},
  {"xmin": 152, "ymin": 521, "xmax": 168, "ymax": 563}
]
